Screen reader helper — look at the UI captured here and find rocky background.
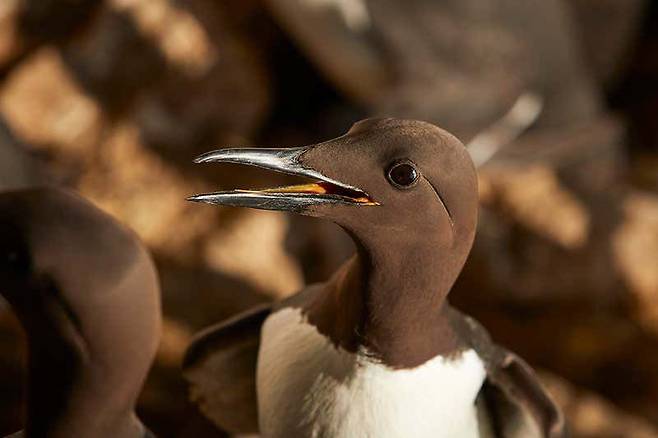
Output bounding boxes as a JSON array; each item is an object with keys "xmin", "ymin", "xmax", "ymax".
[{"xmin": 0, "ymin": 0, "xmax": 657, "ymax": 436}]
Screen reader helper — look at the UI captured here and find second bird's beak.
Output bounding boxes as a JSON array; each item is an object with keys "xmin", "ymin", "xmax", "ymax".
[{"xmin": 188, "ymin": 146, "xmax": 378, "ymax": 213}]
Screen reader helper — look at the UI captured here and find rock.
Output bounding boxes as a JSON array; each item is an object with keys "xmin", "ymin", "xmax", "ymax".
[
  {"xmin": 480, "ymin": 164, "xmax": 590, "ymax": 249},
  {"xmin": 12, "ymin": 0, "xmax": 100, "ymax": 45},
  {"xmin": 133, "ymin": 23, "xmax": 269, "ymax": 161},
  {"xmin": 459, "ymin": 116, "xmax": 627, "ymax": 304},
  {"xmin": 565, "ymin": 0, "xmax": 648, "ymax": 87},
  {"xmin": 76, "ymin": 122, "xmax": 216, "ymax": 258},
  {"xmin": 203, "ymin": 209, "xmax": 303, "ymax": 299},
  {"xmin": 0, "ymin": 0, "xmax": 100, "ymax": 73},
  {"xmin": 613, "ymin": 191, "xmax": 658, "ymax": 333},
  {"xmin": 62, "ymin": 0, "xmax": 269, "ymax": 156},
  {"xmin": 542, "ymin": 372, "xmax": 658, "ymax": 438},
  {"xmin": 112, "ymin": 0, "xmax": 217, "ymax": 76},
  {"xmin": 61, "ymin": 4, "xmax": 168, "ymax": 116},
  {"xmin": 0, "ymin": 0, "xmax": 21, "ymax": 68},
  {"xmin": 0, "ymin": 48, "xmax": 102, "ymax": 157}
]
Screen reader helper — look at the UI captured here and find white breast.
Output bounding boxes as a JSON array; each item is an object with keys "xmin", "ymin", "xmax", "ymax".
[{"xmin": 257, "ymin": 307, "xmax": 487, "ymax": 438}]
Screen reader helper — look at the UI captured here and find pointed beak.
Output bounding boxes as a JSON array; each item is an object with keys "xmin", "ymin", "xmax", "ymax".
[{"xmin": 188, "ymin": 146, "xmax": 378, "ymax": 212}]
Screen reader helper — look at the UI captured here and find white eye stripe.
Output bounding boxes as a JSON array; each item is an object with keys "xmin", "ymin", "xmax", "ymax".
[{"xmin": 423, "ymin": 176, "xmax": 454, "ymax": 230}]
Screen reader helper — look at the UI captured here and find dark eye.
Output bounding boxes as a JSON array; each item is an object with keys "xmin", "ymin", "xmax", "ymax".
[{"xmin": 387, "ymin": 160, "xmax": 419, "ymax": 189}]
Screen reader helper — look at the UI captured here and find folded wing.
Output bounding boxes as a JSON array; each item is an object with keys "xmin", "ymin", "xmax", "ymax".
[{"xmin": 182, "ymin": 304, "xmax": 271, "ymax": 434}]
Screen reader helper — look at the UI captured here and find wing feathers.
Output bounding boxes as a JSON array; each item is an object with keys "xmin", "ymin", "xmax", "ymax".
[{"xmin": 183, "ymin": 304, "xmax": 271, "ymax": 434}]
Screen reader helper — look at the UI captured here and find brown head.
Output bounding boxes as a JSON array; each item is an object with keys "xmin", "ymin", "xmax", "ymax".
[
  {"xmin": 190, "ymin": 118, "xmax": 479, "ymax": 367},
  {"xmin": 0, "ymin": 188, "xmax": 161, "ymax": 437}
]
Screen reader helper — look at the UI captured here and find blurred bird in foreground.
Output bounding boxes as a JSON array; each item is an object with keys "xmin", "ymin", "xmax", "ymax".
[
  {"xmin": 0, "ymin": 188, "xmax": 161, "ymax": 438},
  {"xmin": 184, "ymin": 118, "xmax": 564, "ymax": 438}
]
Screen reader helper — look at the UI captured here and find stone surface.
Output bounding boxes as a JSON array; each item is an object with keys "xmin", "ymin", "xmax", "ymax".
[
  {"xmin": 613, "ymin": 192, "xmax": 658, "ymax": 333},
  {"xmin": 459, "ymin": 117, "xmax": 627, "ymax": 304},
  {"xmin": 544, "ymin": 372, "xmax": 658, "ymax": 438},
  {"xmin": 566, "ymin": 0, "xmax": 648, "ymax": 87},
  {"xmin": 0, "ymin": 48, "xmax": 102, "ymax": 156}
]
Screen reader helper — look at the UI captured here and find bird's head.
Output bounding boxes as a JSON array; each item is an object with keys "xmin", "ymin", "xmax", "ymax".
[{"xmin": 190, "ymin": 118, "xmax": 478, "ymax": 258}]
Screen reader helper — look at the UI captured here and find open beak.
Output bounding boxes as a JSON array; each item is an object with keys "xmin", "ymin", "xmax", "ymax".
[{"xmin": 187, "ymin": 146, "xmax": 378, "ymax": 212}]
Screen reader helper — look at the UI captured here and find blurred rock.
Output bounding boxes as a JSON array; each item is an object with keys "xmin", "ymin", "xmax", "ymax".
[
  {"xmin": 632, "ymin": 152, "xmax": 658, "ymax": 191},
  {"xmin": 155, "ymin": 257, "xmax": 270, "ymax": 330},
  {"xmin": 566, "ymin": 0, "xmax": 648, "ymax": 87},
  {"xmin": 0, "ymin": 48, "xmax": 102, "ymax": 158},
  {"xmin": 204, "ymin": 209, "xmax": 303, "ymax": 299},
  {"xmin": 13, "ymin": 0, "xmax": 101, "ymax": 45},
  {"xmin": 0, "ymin": 0, "xmax": 21, "ymax": 68},
  {"xmin": 77, "ymin": 122, "xmax": 216, "ymax": 258},
  {"xmin": 64, "ymin": 0, "xmax": 270, "ymax": 154},
  {"xmin": 458, "ymin": 117, "xmax": 627, "ymax": 304},
  {"xmin": 61, "ymin": 4, "xmax": 167, "ymax": 116},
  {"xmin": 113, "ymin": 0, "xmax": 217, "ymax": 76},
  {"xmin": 52, "ymin": 0, "xmax": 270, "ymax": 159},
  {"xmin": 132, "ymin": 0, "xmax": 270, "ymax": 159},
  {"xmin": 613, "ymin": 191, "xmax": 658, "ymax": 333},
  {"xmin": 543, "ymin": 372, "xmax": 658, "ymax": 438},
  {"xmin": 480, "ymin": 164, "xmax": 590, "ymax": 250},
  {"xmin": 0, "ymin": 0, "xmax": 101, "ymax": 74}
]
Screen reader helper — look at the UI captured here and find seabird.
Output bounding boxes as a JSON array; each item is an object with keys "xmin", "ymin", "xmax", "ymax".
[
  {"xmin": 183, "ymin": 118, "xmax": 565, "ymax": 438},
  {"xmin": 0, "ymin": 188, "xmax": 160, "ymax": 438}
]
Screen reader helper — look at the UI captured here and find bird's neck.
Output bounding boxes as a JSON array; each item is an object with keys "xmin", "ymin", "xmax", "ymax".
[
  {"xmin": 307, "ymin": 232, "xmax": 470, "ymax": 368},
  {"xmin": 23, "ymin": 335, "xmax": 145, "ymax": 438}
]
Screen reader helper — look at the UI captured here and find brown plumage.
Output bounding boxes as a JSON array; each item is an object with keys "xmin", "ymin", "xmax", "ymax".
[
  {"xmin": 0, "ymin": 188, "xmax": 160, "ymax": 438},
  {"xmin": 184, "ymin": 118, "xmax": 565, "ymax": 437}
]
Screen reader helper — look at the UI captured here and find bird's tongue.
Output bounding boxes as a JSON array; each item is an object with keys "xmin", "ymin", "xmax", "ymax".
[
  {"xmin": 261, "ymin": 182, "xmax": 373, "ymax": 204},
  {"xmin": 262, "ymin": 183, "xmax": 328, "ymax": 194}
]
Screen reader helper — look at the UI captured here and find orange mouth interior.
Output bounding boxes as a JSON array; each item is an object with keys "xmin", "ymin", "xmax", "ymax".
[{"xmin": 261, "ymin": 182, "xmax": 377, "ymax": 205}]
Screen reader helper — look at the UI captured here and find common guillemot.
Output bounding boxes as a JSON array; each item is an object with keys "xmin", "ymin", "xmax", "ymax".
[
  {"xmin": 0, "ymin": 188, "xmax": 160, "ymax": 438},
  {"xmin": 183, "ymin": 118, "xmax": 565, "ymax": 438}
]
